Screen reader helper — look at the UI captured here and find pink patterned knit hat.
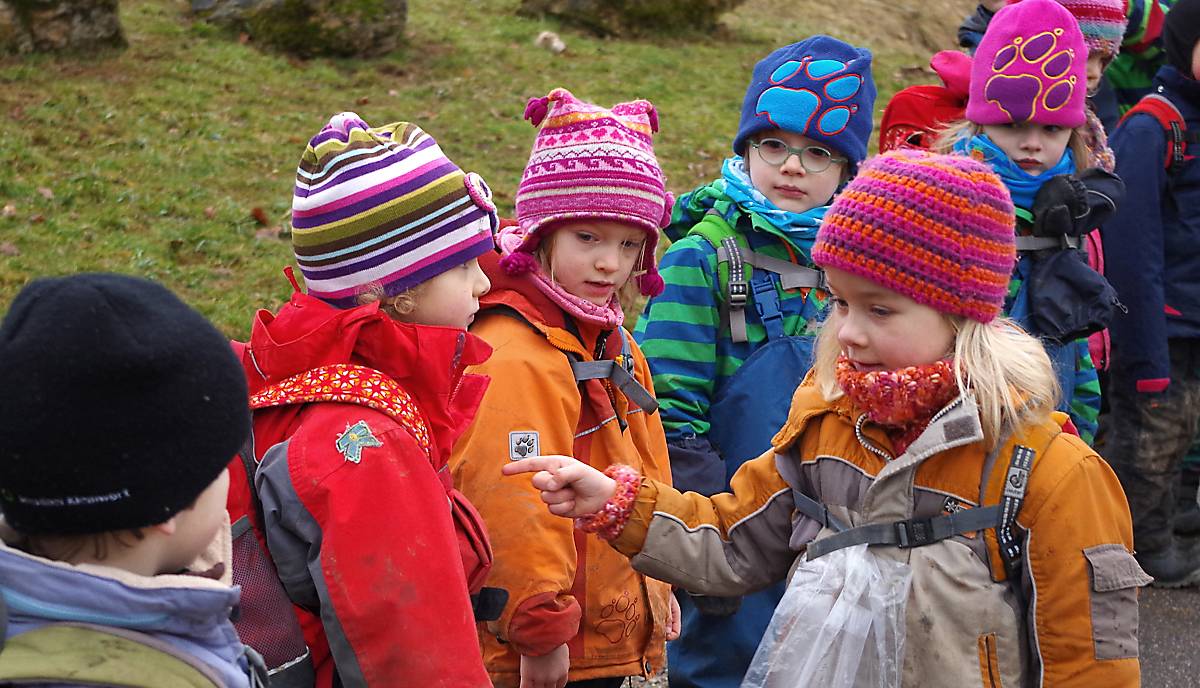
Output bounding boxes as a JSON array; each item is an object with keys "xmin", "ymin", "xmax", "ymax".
[
  {"xmin": 501, "ymin": 88, "xmax": 672, "ymax": 297},
  {"xmin": 812, "ymin": 150, "xmax": 1016, "ymax": 323},
  {"xmin": 1054, "ymin": 0, "xmax": 1128, "ymax": 61},
  {"xmin": 967, "ymin": 0, "xmax": 1088, "ymax": 127}
]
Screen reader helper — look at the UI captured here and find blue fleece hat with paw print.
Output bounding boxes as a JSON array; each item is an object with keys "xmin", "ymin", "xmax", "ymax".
[{"xmin": 732, "ymin": 35, "xmax": 876, "ymax": 168}]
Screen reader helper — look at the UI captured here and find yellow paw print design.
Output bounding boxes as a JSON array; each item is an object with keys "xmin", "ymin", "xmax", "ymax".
[{"xmin": 984, "ymin": 29, "xmax": 1076, "ymax": 122}]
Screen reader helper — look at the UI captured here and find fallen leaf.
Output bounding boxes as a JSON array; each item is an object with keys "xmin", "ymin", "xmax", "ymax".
[
  {"xmin": 0, "ymin": 242, "xmax": 19, "ymax": 256},
  {"xmin": 2, "ymin": 203, "xmax": 15, "ymax": 217},
  {"xmin": 387, "ymin": 89, "xmax": 399, "ymax": 97},
  {"xmin": 204, "ymin": 206, "xmax": 216, "ymax": 219},
  {"xmin": 255, "ymin": 226, "xmax": 281, "ymax": 240},
  {"xmin": 356, "ymin": 96, "xmax": 370, "ymax": 105},
  {"xmin": 238, "ymin": 32, "xmax": 251, "ymax": 45},
  {"xmin": 30, "ymin": 214, "xmax": 45, "ymax": 224},
  {"xmin": 250, "ymin": 207, "xmax": 269, "ymax": 226},
  {"xmin": 37, "ymin": 187, "xmax": 53, "ymax": 200}
]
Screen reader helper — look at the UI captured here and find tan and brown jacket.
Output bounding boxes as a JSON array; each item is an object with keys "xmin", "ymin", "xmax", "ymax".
[{"xmin": 613, "ymin": 382, "xmax": 1147, "ymax": 688}]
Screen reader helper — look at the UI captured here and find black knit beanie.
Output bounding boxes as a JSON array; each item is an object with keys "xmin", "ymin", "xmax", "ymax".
[
  {"xmin": 0, "ymin": 274, "xmax": 250, "ymax": 534},
  {"xmin": 1165, "ymin": 0, "xmax": 1200, "ymax": 77}
]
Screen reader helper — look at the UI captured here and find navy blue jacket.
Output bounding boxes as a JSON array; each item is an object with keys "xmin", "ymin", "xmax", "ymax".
[{"xmin": 1104, "ymin": 65, "xmax": 1200, "ymax": 391}]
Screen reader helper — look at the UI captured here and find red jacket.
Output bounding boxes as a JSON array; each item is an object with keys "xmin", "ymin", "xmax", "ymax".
[{"xmin": 226, "ymin": 290, "xmax": 493, "ymax": 687}]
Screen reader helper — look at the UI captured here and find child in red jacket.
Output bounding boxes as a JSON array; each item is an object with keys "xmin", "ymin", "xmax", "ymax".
[{"xmin": 226, "ymin": 112, "xmax": 500, "ymax": 687}]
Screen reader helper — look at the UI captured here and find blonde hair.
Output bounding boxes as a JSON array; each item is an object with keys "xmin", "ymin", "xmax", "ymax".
[
  {"xmin": 932, "ymin": 119, "xmax": 1089, "ymax": 173},
  {"xmin": 356, "ymin": 281, "xmax": 425, "ymax": 320},
  {"xmin": 812, "ymin": 310, "xmax": 1060, "ymax": 447}
]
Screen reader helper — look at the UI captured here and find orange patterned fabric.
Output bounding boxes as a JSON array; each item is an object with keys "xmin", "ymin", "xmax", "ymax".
[{"xmin": 250, "ymin": 363, "xmax": 431, "ymax": 458}]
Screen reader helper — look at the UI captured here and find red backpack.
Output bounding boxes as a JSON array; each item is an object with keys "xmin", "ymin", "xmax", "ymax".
[
  {"xmin": 878, "ymin": 50, "xmax": 971, "ymax": 153},
  {"xmin": 1120, "ymin": 92, "xmax": 1200, "ymax": 175}
]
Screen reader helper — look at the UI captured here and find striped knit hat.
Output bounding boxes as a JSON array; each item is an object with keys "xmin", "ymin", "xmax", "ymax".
[
  {"xmin": 812, "ymin": 150, "xmax": 1016, "ymax": 323},
  {"xmin": 501, "ymin": 88, "xmax": 672, "ymax": 297},
  {"xmin": 291, "ymin": 113, "xmax": 498, "ymax": 308},
  {"xmin": 1054, "ymin": 0, "xmax": 1128, "ymax": 60}
]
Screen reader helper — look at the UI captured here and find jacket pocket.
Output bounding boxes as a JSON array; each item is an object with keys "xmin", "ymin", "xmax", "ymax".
[
  {"xmin": 1083, "ymin": 544, "xmax": 1153, "ymax": 660},
  {"xmin": 977, "ymin": 632, "xmax": 1003, "ymax": 688}
]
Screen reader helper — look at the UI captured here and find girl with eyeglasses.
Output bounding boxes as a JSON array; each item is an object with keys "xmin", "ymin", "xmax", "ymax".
[{"xmin": 632, "ymin": 35, "xmax": 876, "ymax": 688}]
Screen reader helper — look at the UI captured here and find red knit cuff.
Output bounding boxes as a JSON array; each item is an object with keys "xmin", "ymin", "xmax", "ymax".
[{"xmin": 574, "ymin": 464, "xmax": 641, "ymax": 541}]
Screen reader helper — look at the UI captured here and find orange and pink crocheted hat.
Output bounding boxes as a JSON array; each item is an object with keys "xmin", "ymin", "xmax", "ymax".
[{"xmin": 812, "ymin": 150, "xmax": 1017, "ymax": 323}]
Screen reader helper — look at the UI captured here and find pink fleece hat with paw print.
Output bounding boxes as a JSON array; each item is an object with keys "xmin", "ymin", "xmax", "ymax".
[
  {"xmin": 967, "ymin": 0, "xmax": 1087, "ymax": 127},
  {"xmin": 502, "ymin": 88, "xmax": 672, "ymax": 297}
]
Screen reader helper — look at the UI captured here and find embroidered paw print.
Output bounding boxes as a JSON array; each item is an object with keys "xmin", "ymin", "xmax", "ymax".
[
  {"xmin": 756, "ymin": 57, "xmax": 864, "ymax": 137},
  {"xmin": 595, "ymin": 591, "xmax": 641, "ymax": 644},
  {"xmin": 984, "ymin": 29, "xmax": 1076, "ymax": 122}
]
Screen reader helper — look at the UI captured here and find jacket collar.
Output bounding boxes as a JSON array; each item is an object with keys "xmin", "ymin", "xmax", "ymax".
[
  {"xmin": 478, "ymin": 250, "xmax": 619, "ymax": 361},
  {"xmin": 243, "ymin": 289, "xmax": 492, "ymax": 467},
  {"xmin": 1157, "ymin": 65, "xmax": 1200, "ymax": 113},
  {"xmin": 771, "ymin": 377, "xmax": 984, "ymax": 469}
]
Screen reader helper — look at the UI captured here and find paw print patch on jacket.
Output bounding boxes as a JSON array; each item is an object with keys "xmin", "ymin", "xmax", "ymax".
[
  {"xmin": 755, "ymin": 57, "xmax": 864, "ymax": 137},
  {"xmin": 985, "ymin": 29, "xmax": 1076, "ymax": 122}
]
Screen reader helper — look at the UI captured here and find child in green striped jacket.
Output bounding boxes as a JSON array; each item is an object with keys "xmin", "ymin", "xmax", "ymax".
[{"xmin": 632, "ymin": 35, "xmax": 876, "ymax": 688}]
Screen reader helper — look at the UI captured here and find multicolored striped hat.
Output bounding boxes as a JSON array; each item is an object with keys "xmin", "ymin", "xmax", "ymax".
[
  {"xmin": 501, "ymin": 88, "xmax": 671, "ymax": 297},
  {"xmin": 812, "ymin": 150, "xmax": 1016, "ymax": 323},
  {"xmin": 291, "ymin": 113, "xmax": 498, "ymax": 308},
  {"xmin": 1053, "ymin": 0, "xmax": 1128, "ymax": 60}
]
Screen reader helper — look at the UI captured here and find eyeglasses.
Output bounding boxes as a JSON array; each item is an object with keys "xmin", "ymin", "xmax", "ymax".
[{"xmin": 748, "ymin": 138, "xmax": 847, "ymax": 173}]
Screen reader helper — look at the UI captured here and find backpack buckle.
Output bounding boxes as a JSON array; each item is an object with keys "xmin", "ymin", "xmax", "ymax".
[
  {"xmin": 895, "ymin": 518, "xmax": 935, "ymax": 548},
  {"xmin": 728, "ymin": 279, "xmax": 748, "ymax": 308}
]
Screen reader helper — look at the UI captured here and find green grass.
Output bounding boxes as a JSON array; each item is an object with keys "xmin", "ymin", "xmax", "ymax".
[{"xmin": 0, "ymin": 0, "xmax": 965, "ymax": 336}]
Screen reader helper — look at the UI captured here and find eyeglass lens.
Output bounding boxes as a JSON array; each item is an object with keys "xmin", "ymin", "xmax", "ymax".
[{"xmin": 755, "ymin": 139, "xmax": 836, "ymax": 173}]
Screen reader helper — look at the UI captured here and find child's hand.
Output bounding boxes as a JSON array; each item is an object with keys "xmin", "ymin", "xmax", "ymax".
[
  {"xmin": 667, "ymin": 592, "xmax": 682, "ymax": 641},
  {"xmin": 502, "ymin": 455, "xmax": 617, "ymax": 517},
  {"xmin": 519, "ymin": 644, "xmax": 569, "ymax": 688}
]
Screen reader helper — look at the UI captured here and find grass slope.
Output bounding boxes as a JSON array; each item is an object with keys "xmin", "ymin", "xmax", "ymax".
[{"xmin": 0, "ymin": 0, "xmax": 968, "ymax": 335}]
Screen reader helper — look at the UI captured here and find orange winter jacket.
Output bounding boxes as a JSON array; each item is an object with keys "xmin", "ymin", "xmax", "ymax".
[
  {"xmin": 451, "ymin": 252, "xmax": 672, "ymax": 686},
  {"xmin": 612, "ymin": 381, "xmax": 1147, "ymax": 688}
]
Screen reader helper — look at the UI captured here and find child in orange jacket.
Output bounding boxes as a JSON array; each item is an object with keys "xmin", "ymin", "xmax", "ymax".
[{"xmin": 451, "ymin": 88, "xmax": 678, "ymax": 688}]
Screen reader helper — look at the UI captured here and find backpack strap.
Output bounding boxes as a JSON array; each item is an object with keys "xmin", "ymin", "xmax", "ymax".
[
  {"xmin": 1014, "ymin": 235, "xmax": 1082, "ymax": 252},
  {"xmin": 689, "ymin": 210, "xmax": 825, "ymax": 344},
  {"xmin": 568, "ymin": 327, "xmax": 659, "ymax": 414},
  {"xmin": 0, "ymin": 623, "xmax": 225, "ymax": 687},
  {"xmin": 1121, "ymin": 93, "xmax": 1199, "ymax": 176},
  {"xmin": 483, "ymin": 306, "xmax": 658, "ymax": 415},
  {"xmin": 802, "ymin": 436, "xmax": 1043, "ymax": 562}
]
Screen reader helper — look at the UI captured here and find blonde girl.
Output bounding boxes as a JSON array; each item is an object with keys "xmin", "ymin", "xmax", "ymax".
[
  {"xmin": 506, "ymin": 150, "xmax": 1145, "ymax": 687},
  {"xmin": 450, "ymin": 88, "xmax": 678, "ymax": 688}
]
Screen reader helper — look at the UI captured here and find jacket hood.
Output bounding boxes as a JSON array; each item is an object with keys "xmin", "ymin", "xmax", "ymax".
[
  {"xmin": 0, "ymin": 534, "xmax": 248, "ymax": 686},
  {"xmin": 242, "ymin": 290, "xmax": 492, "ymax": 467}
]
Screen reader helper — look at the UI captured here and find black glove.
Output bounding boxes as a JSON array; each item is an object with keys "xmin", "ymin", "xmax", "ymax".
[{"xmin": 1031, "ymin": 174, "xmax": 1089, "ymax": 238}]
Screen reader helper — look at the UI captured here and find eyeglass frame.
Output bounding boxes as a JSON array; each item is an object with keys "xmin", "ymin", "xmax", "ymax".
[{"xmin": 747, "ymin": 138, "xmax": 848, "ymax": 174}]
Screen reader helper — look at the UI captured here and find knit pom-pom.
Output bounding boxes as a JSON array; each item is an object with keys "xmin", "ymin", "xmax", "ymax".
[
  {"xmin": 524, "ymin": 97, "xmax": 549, "ymax": 127},
  {"xmin": 658, "ymin": 192, "xmax": 675, "ymax": 228},
  {"xmin": 499, "ymin": 250, "xmax": 540, "ymax": 276},
  {"xmin": 638, "ymin": 271, "xmax": 665, "ymax": 297},
  {"xmin": 646, "ymin": 104, "xmax": 660, "ymax": 133},
  {"xmin": 323, "ymin": 112, "xmax": 367, "ymax": 139}
]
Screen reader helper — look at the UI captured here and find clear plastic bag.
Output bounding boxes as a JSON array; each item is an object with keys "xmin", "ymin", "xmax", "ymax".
[{"xmin": 741, "ymin": 544, "xmax": 913, "ymax": 688}]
